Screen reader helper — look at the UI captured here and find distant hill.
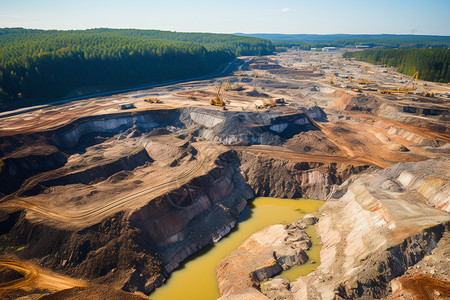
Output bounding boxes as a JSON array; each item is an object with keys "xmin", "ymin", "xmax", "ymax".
[{"xmin": 234, "ymin": 33, "xmax": 450, "ymax": 49}]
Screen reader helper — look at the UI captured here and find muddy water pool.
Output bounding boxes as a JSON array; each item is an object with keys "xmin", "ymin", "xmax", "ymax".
[{"xmin": 150, "ymin": 197, "xmax": 324, "ymax": 300}]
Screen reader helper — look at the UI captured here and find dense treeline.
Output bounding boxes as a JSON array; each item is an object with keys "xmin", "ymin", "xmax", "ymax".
[
  {"xmin": 0, "ymin": 28, "xmax": 275, "ymax": 111},
  {"xmin": 343, "ymin": 48, "xmax": 450, "ymax": 83},
  {"xmin": 239, "ymin": 33, "xmax": 450, "ymax": 50}
]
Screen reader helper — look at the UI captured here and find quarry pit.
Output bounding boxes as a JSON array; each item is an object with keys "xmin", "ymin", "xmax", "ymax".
[{"xmin": 0, "ymin": 49, "xmax": 449, "ymax": 299}]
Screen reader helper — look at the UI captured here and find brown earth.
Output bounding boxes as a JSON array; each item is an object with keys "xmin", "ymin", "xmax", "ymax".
[{"xmin": 0, "ymin": 50, "xmax": 449, "ymax": 299}]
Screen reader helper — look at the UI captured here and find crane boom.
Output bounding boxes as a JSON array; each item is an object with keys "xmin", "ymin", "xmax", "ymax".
[{"xmin": 379, "ymin": 71, "xmax": 419, "ymax": 94}]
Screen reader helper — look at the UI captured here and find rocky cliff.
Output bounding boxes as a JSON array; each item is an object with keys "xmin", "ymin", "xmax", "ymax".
[
  {"xmin": 216, "ymin": 159, "xmax": 450, "ymax": 299},
  {"xmin": 238, "ymin": 149, "xmax": 370, "ymax": 199}
]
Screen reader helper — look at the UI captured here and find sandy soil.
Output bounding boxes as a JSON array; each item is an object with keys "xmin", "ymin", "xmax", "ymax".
[{"xmin": 0, "ymin": 49, "xmax": 449, "ymax": 298}]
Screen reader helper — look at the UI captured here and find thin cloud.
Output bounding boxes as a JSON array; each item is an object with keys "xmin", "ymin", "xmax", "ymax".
[{"xmin": 281, "ymin": 8, "xmax": 296, "ymax": 13}]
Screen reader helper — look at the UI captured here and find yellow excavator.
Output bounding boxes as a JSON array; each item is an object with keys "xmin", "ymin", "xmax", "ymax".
[
  {"xmin": 253, "ymin": 68, "xmax": 258, "ymax": 78},
  {"xmin": 224, "ymin": 78, "xmax": 232, "ymax": 91},
  {"xmin": 329, "ymin": 73, "xmax": 335, "ymax": 84},
  {"xmin": 421, "ymin": 86, "xmax": 435, "ymax": 97},
  {"xmin": 210, "ymin": 83, "xmax": 226, "ymax": 107},
  {"xmin": 379, "ymin": 71, "xmax": 419, "ymax": 94}
]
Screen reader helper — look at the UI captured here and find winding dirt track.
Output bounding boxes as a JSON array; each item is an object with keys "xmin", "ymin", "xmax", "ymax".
[
  {"xmin": 0, "ymin": 142, "xmax": 219, "ymax": 228},
  {"xmin": 0, "ymin": 256, "xmax": 86, "ymax": 296}
]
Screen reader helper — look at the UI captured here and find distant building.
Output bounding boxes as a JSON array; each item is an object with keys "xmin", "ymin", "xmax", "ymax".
[
  {"xmin": 322, "ymin": 47, "xmax": 336, "ymax": 52},
  {"xmin": 356, "ymin": 45, "xmax": 370, "ymax": 49}
]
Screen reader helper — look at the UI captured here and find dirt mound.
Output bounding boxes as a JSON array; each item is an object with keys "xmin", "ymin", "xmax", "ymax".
[
  {"xmin": 385, "ymin": 143, "xmax": 409, "ymax": 152},
  {"xmin": 285, "ymin": 131, "xmax": 342, "ymax": 155},
  {"xmin": 333, "ymin": 92, "xmax": 380, "ymax": 113},
  {"xmin": 148, "ymin": 128, "xmax": 171, "ymax": 136},
  {"xmin": 245, "ymin": 89, "xmax": 269, "ymax": 98}
]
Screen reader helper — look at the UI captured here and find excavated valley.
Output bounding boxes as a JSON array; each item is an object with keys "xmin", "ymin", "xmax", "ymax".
[{"xmin": 0, "ymin": 50, "xmax": 449, "ymax": 299}]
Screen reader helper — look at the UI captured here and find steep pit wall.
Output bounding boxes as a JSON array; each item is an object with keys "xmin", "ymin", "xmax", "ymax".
[
  {"xmin": 179, "ymin": 107, "xmax": 318, "ymax": 146},
  {"xmin": 0, "ymin": 150, "xmax": 254, "ymax": 295},
  {"xmin": 238, "ymin": 150, "xmax": 369, "ymax": 200},
  {"xmin": 0, "ymin": 109, "xmax": 178, "ymax": 194},
  {"xmin": 52, "ymin": 110, "xmax": 178, "ymax": 149},
  {"xmin": 0, "ymin": 210, "xmax": 163, "ymax": 294},
  {"xmin": 0, "ymin": 146, "xmax": 67, "ymax": 195},
  {"xmin": 18, "ymin": 146, "xmax": 153, "ymax": 197},
  {"xmin": 129, "ymin": 150, "xmax": 254, "ymax": 290},
  {"xmin": 288, "ymin": 159, "xmax": 450, "ymax": 300}
]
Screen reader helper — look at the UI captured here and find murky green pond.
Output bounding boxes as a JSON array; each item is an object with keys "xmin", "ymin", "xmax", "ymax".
[{"xmin": 150, "ymin": 197, "xmax": 324, "ymax": 300}]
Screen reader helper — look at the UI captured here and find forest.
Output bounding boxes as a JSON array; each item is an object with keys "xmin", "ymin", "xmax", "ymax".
[
  {"xmin": 343, "ymin": 48, "xmax": 450, "ymax": 83},
  {"xmin": 239, "ymin": 33, "xmax": 450, "ymax": 50},
  {"xmin": 0, "ymin": 28, "xmax": 275, "ymax": 111}
]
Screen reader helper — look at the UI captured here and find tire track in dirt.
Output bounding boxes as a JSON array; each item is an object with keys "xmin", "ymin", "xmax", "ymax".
[
  {"xmin": 0, "ymin": 143, "xmax": 215, "ymax": 228},
  {"xmin": 0, "ymin": 256, "xmax": 86, "ymax": 296}
]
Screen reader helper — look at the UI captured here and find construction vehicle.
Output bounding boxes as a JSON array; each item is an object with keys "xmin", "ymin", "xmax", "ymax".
[
  {"xmin": 420, "ymin": 86, "xmax": 435, "ymax": 97},
  {"xmin": 329, "ymin": 73, "xmax": 336, "ymax": 84},
  {"xmin": 234, "ymin": 69, "xmax": 258, "ymax": 78},
  {"xmin": 263, "ymin": 100, "xmax": 275, "ymax": 108},
  {"xmin": 348, "ymin": 76, "xmax": 371, "ymax": 84},
  {"xmin": 224, "ymin": 78, "xmax": 232, "ymax": 91},
  {"xmin": 144, "ymin": 97, "xmax": 162, "ymax": 103},
  {"xmin": 234, "ymin": 71, "xmax": 248, "ymax": 76},
  {"xmin": 379, "ymin": 71, "xmax": 419, "ymax": 94},
  {"xmin": 210, "ymin": 83, "xmax": 226, "ymax": 107}
]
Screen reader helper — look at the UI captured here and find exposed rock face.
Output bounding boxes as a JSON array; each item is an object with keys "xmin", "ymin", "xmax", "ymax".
[
  {"xmin": 179, "ymin": 107, "xmax": 318, "ymax": 146},
  {"xmin": 385, "ymin": 232, "xmax": 450, "ymax": 299},
  {"xmin": 130, "ymin": 150, "xmax": 254, "ymax": 278},
  {"xmin": 216, "ymin": 159, "xmax": 449, "ymax": 300},
  {"xmin": 289, "ymin": 159, "xmax": 450, "ymax": 299},
  {"xmin": 3, "ymin": 104, "xmax": 444, "ymax": 298},
  {"xmin": 239, "ymin": 150, "xmax": 369, "ymax": 199},
  {"xmin": 261, "ymin": 277, "xmax": 293, "ymax": 300},
  {"xmin": 216, "ymin": 216, "xmax": 315, "ymax": 299},
  {"xmin": 0, "ymin": 145, "xmax": 68, "ymax": 195},
  {"xmin": 0, "ymin": 145, "xmax": 253, "ymax": 294}
]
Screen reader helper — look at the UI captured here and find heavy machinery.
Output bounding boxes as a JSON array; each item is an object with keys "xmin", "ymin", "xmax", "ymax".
[
  {"xmin": 253, "ymin": 68, "xmax": 258, "ymax": 78},
  {"xmin": 263, "ymin": 100, "xmax": 275, "ymax": 108},
  {"xmin": 234, "ymin": 71, "xmax": 247, "ymax": 76},
  {"xmin": 224, "ymin": 78, "xmax": 232, "ymax": 91},
  {"xmin": 379, "ymin": 71, "xmax": 419, "ymax": 94},
  {"xmin": 329, "ymin": 73, "xmax": 335, "ymax": 84},
  {"xmin": 144, "ymin": 97, "xmax": 162, "ymax": 103},
  {"xmin": 234, "ymin": 69, "xmax": 258, "ymax": 78},
  {"xmin": 420, "ymin": 86, "xmax": 435, "ymax": 97},
  {"xmin": 210, "ymin": 83, "xmax": 226, "ymax": 107}
]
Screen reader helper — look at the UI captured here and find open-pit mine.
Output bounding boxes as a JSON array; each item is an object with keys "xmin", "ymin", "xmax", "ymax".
[{"xmin": 0, "ymin": 49, "xmax": 449, "ymax": 299}]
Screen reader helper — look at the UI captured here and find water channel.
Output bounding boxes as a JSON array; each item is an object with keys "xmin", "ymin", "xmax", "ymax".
[{"xmin": 150, "ymin": 197, "xmax": 324, "ymax": 300}]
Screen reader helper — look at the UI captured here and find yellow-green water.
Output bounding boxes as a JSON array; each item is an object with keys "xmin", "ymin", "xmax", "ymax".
[{"xmin": 150, "ymin": 197, "xmax": 324, "ymax": 300}]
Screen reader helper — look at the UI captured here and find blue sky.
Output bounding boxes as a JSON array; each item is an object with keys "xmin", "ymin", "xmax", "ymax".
[{"xmin": 1, "ymin": 0, "xmax": 449, "ymax": 35}]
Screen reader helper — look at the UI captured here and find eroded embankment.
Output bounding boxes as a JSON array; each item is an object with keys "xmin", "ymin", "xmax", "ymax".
[
  {"xmin": 239, "ymin": 149, "xmax": 370, "ymax": 200},
  {"xmin": 0, "ymin": 150, "xmax": 254, "ymax": 296},
  {"xmin": 287, "ymin": 159, "xmax": 450, "ymax": 300},
  {"xmin": 0, "ymin": 106, "xmax": 416, "ymax": 298}
]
